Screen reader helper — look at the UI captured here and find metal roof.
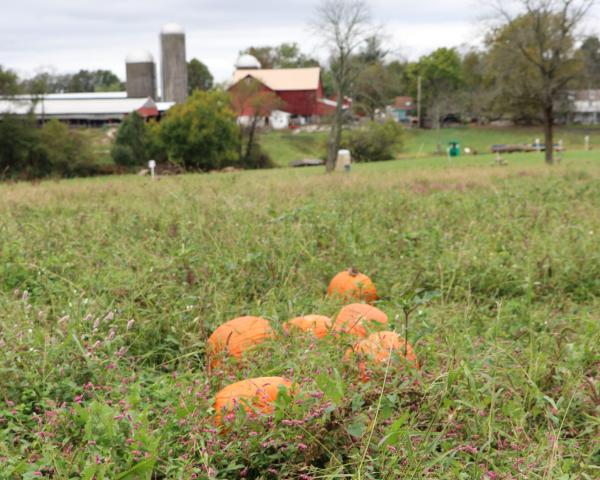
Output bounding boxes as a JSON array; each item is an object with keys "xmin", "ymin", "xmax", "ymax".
[
  {"xmin": 10, "ymin": 92, "xmax": 128, "ymax": 100},
  {"xmin": 232, "ymin": 67, "xmax": 321, "ymax": 92},
  {"xmin": 0, "ymin": 96, "xmax": 168, "ymax": 120}
]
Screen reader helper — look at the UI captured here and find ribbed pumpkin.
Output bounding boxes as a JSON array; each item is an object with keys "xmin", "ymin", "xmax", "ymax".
[
  {"xmin": 327, "ymin": 268, "xmax": 377, "ymax": 303},
  {"xmin": 284, "ymin": 315, "xmax": 332, "ymax": 339},
  {"xmin": 207, "ymin": 316, "xmax": 274, "ymax": 369},
  {"xmin": 345, "ymin": 331, "xmax": 418, "ymax": 381},
  {"xmin": 333, "ymin": 303, "xmax": 388, "ymax": 337},
  {"xmin": 214, "ymin": 377, "xmax": 292, "ymax": 425}
]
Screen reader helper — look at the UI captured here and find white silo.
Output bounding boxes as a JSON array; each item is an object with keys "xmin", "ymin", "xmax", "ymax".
[
  {"xmin": 160, "ymin": 23, "xmax": 188, "ymax": 103},
  {"xmin": 126, "ymin": 50, "xmax": 157, "ymax": 99}
]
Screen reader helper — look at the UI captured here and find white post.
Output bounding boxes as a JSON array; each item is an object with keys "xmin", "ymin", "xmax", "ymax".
[
  {"xmin": 585, "ymin": 135, "xmax": 590, "ymax": 151},
  {"xmin": 336, "ymin": 150, "xmax": 351, "ymax": 172},
  {"xmin": 148, "ymin": 160, "xmax": 156, "ymax": 180}
]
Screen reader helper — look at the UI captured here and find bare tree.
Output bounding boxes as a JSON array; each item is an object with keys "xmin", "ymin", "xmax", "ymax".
[
  {"xmin": 313, "ymin": 0, "xmax": 372, "ymax": 172},
  {"xmin": 489, "ymin": 0, "xmax": 594, "ymax": 164}
]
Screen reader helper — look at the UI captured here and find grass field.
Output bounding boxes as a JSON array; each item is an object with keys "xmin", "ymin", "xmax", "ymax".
[
  {"xmin": 260, "ymin": 125, "xmax": 600, "ymax": 167},
  {"xmin": 1, "ymin": 151, "xmax": 599, "ymax": 478}
]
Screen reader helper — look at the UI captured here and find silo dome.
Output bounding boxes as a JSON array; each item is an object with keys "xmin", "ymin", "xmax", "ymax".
[
  {"xmin": 235, "ymin": 54, "xmax": 262, "ymax": 70},
  {"xmin": 126, "ymin": 50, "xmax": 154, "ymax": 64},
  {"xmin": 161, "ymin": 22, "xmax": 185, "ymax": 35}
]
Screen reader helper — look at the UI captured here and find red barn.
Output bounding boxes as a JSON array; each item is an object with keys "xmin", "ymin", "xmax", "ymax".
[{"xmin": 230, "ymin": 67, "xmax": 323, "ymax": 120}]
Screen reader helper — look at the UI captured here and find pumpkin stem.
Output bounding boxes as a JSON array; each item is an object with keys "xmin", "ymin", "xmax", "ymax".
[{"xmin": 348, "ymin": 267, "xmax": 359, "ymax": 277}]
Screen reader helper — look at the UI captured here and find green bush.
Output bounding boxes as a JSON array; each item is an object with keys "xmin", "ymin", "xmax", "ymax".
[
  {"xmin": 0, "ymin": 113, "xmax": 50, "ymax": 179},
  {"xmin": 159, "ymin": 90, "xmax": 240, "ymax": 170},
  {"xmin": 240, "ymin": 142, "xmax": 275, "ymax": 169},
  {"xmin": 38, "ymin": 120, "xmax": 94, "ymax": 176},
  {"xmin": 111, "ymin": 112, "xmax": 149, "ymax": 167},
  {"xmin": 341, "ymin": 120, "xmax": 405, "ymax": 162}
]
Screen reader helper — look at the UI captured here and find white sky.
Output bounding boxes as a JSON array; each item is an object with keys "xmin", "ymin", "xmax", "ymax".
[{"xmin": 1, "ymin": 0, "xmax": 598, "ymax": 82}]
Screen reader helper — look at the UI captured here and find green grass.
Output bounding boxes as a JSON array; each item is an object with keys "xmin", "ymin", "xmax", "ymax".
[
  {"xmin": 260, "ymin": 130, "xmax": 328, "ymax": 167},
  {"xmin": 260, "ymin": 125, "xmax": 600, "ymax": 167},
  {"xmin": 402, "ymin": 125, "xmax": 600, "ymax": 156},
  {"xmin": 77, "ymin": 126, "xmax": 116, "ymax": 165},
  {"xmin": 1, "ymin": 155, "xmax": 599, "ymax": 479}
]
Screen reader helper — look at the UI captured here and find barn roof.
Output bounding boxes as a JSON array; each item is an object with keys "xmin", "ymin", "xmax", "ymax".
[
  {"xmin": 0, "ymin": 96, "xmax": 166, "ymax": 120},
  {"xmin": 232, "ymin": 67, "xmax": 321, "ymax": 92}
]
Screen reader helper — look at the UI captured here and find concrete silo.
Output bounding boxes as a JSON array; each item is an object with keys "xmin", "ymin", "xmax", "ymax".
[
  {"xmin": 160, "ymin": 23, "xmax": 188, "ymax": 103},
  {"xmin": 126, "ymin": 50, "xmax": 157, "ymax": 99}
]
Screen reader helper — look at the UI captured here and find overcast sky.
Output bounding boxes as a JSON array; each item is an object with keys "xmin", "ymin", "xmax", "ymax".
[{"xmin": 1, "ymin": 0, "xmax": 599, "ymax": 83}]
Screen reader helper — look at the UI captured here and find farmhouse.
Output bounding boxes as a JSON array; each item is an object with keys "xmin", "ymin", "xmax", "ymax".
[
  {"xmin": 569, "ymin": 90, "xmax": 600, "ymax": 125},
  {"xmin": 389, "ymin": 96, "xmax": 416, "ymax": 124},
  {"xmin": 230, "ymin": 55, "xmax": 336, "ymax": 129}
]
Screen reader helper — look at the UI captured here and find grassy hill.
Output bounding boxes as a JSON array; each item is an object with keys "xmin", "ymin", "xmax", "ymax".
[{"xmin": 1, "ymin": 155, "xmax": 599, "ymax": 478}]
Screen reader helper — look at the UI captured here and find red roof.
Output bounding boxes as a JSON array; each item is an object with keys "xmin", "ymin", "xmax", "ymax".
[{"xmin": 393, "ymin": 97, "xmax": 415, "ymax": 110}]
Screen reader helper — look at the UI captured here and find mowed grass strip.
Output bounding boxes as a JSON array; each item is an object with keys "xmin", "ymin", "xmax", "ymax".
[{"xmin": 0, "ymin": 157, "xmax": 599, "ymax": 478}]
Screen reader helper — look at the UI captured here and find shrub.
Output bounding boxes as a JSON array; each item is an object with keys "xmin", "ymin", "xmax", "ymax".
[
  {"xmin": 111, "ymin": 112, "xmax": 149, "ymax": 167},
  {"xmin": 159, "ymin": 90, "xmax": 240, "ymax": 171},
  {"xmin": 0, "ymin": 113, "xmax": 50, "ymax": 179},
  {"xmin": 145, "ymin": 119, "xmax": 168, "ymax": 164},
  {"xmin": 341, "ymin": 120, "xmax": 404, "ymax": 162},
  {"xmin": 240, "ymin": 142, "xmax": 275, "ymax": 169},
  {"xmin": 38, "ymin": 120, "xmax": 94, "ymax": 176}
]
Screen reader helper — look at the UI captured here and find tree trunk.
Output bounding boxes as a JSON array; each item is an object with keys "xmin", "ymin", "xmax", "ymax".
[
  {"xmin": 244, "ymin": 117, "xmax": 259, "ymax": 164},
  {"xmin": 326, "ymin": 91, "xmax": 345, "ymax": 172},
  {"xmin": 543, "ymin": 104, "xmax": 554, "ymax": 165}
]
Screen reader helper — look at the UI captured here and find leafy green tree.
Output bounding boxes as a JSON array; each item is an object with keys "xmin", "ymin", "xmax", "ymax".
[
  {"xmin": 460, "ymin": 50, "xmax": 504, "ymax": 124},
  {"xmin": 38, "ymin": 120, "xmax": 94, "ymax": 176},
  {"xmin": 386, "ymin": 60, "xmax": 412, "ymax": 98},
  {"xmin": 488, "ymin": 0, "xmax": 592, "ymax": 164},
  {"xmin": 0, "ymin": 66, "xmax": 20, "ymax": 95},
  {"xmin": 187, "ymin": 59, "xmax": 214, "ymax": 93},
  {"xmin": 240, "ymin": 43, "xmax": 319, "ymax": 69},
  {"xmin": 159, "ymin": 90, "xmax": 240, "ymax": 170},
  {"xmin": 353, "ymin": 62, "xmax": 395, "ymax": 119},
  {"xmin": 111, "ymin": 112, "xmax": 149, "ymax": 167},
  {"xmin": 578, "ymin": 36, "xmax": 600, "ymax": 88},
  {"xmin": 416, "ymin": 47, "xmax": 464, "ymax": 132},
  {"xmin": 357, "ymin": 35, "xmax": 388, "ymax": 64},
  {"xmin": 67, "ymin": 70, "xmax": 123, "ymax": 92},
  {"xmin": 21, "ymin": 71, "xmax": 71, "ymax": 94}
]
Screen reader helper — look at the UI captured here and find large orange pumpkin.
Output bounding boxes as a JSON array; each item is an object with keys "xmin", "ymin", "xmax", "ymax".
[
  {"xmin": 327, "ymin": 268, "xmax": 377, "ymax": 303},
  {"xmin": 333, "ymin": 303, "xmax": 388, "ymax": 338},
  {"xmin": 284, "ymin": 315, "xmax": 332, "ymax": 339},
  {"xmin": 214, "ymin": 377, "xmax": 292, "ymax": 425},
  {"xmin": 345, "ymin": 331, "xmax": 419, "ymax": 381},
  {"xmin": 207, "ymin": 316, "xmax": 274, "ymax": 369}
]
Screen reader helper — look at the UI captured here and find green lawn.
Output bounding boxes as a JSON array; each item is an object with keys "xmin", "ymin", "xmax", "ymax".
[
  {"xmin": 1, "ymin": 156, "xmax": 599, "ymax": 478},
  {"xmin": 260, "ymin": 125, "xmax": 600, "ymax": 167}
]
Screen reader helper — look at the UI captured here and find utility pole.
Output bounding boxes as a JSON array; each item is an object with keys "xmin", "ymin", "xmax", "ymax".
[{"xmin": 417, "ymin": 75, "xmax": 422, "ymax": 129}]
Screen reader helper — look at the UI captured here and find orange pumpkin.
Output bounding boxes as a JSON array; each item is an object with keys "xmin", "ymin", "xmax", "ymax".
[
  {"xmin": 327, "ymin": 268, "xmax": 377, "ymax": 303},
  {"xmin": 214, "ymin": 377, "xmax": 292, "ymax": 425},
  {"xmin": 284, "ymin": 315, "xmax": 332, "ymax": 339},
  {"xmin": 333, "ymin": 303, "xmax": 388, "ymax": 338},
  {"xmin": 207, "ymin": 316, "xmax": 274, "ymax": 369},
  {"xmin": 345, "ymin": 331, "xmax": 419, "ymax": 381}
]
